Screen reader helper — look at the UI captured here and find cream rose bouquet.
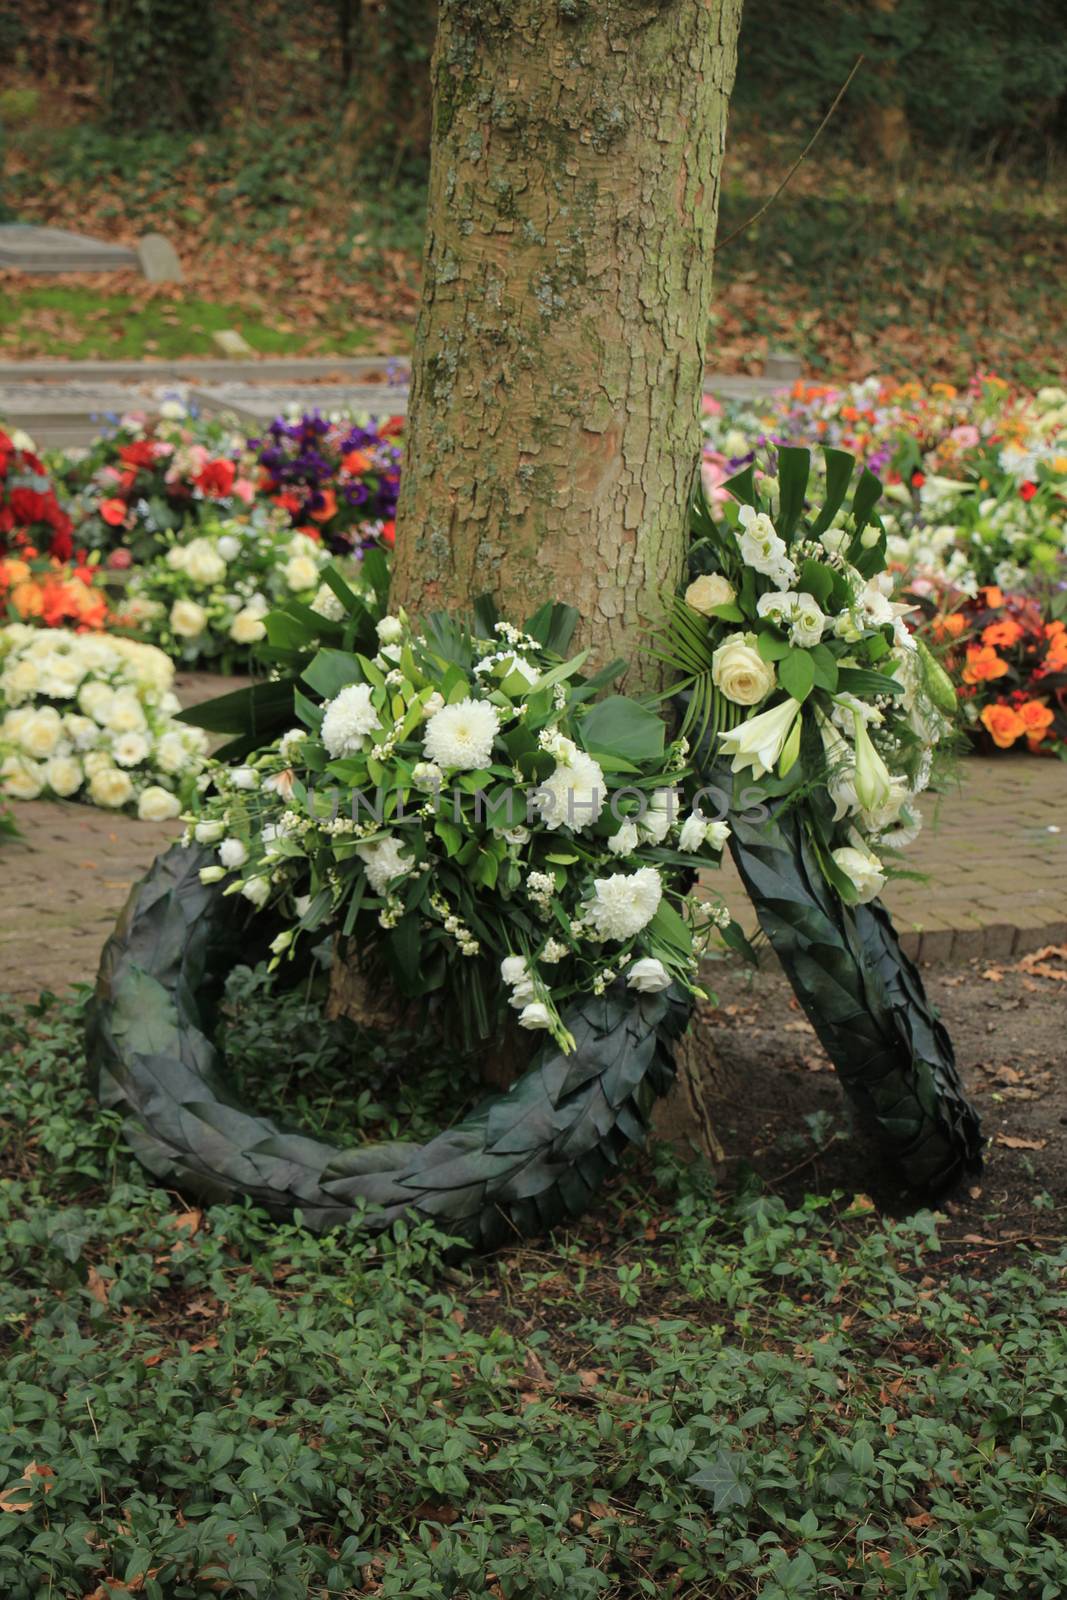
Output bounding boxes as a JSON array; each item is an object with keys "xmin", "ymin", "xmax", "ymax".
[
  {"xmin": 656, "ymin": 446, "xmax": 957, "ymax": 904},
  {"xmin": 188, "ymin": 599, "xmax": 739, "ymax": 1053},
  {"xmin": 0, "ymin": 624, "xmax": 208, "ymax": 815},
  {"xmin": 114, "ymin": 511, "xmax": 334, "ymax": 672}
]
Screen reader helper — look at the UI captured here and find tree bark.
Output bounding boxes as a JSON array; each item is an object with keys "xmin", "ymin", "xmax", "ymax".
[{"xmin": 390, "ymin": 0, "xmax": 743, "ymax": 692}]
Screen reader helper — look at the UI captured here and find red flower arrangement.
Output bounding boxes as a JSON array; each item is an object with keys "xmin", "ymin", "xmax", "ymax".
[
  {"xmin": 0, "ymin": 427, "xmax": 75, "ymax": 563},
  {"xmin": 922, "ymin": 585, "xmax": 1067, "ymax": 757}
]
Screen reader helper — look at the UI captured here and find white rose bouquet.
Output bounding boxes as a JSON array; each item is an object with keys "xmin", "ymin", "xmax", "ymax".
[
  {"xmin": 188, "ymin": 601, "xmax": 738, "ymax": 1053},
  {"xmin": 655, "ymin": 446, "xmax": 958, "ymax": 904},
  {"xmin": 114, "ymin": 511, "xmax": 334, "ymax": 671},
  {"xmin": 0, "ymin": 625, "xmax": 209, "ymax": 816}
]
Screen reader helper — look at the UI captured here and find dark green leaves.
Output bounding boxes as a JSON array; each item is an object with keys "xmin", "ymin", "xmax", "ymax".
[
  {"xmin": 778, "ymin": 648, "xmax": 815, "ymax": 702},
  {"xmin": 578, "ymin": 696, "xmax": 665, "ymax": 764}
]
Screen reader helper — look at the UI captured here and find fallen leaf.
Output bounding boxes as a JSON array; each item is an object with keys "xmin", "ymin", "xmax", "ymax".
[
  {"xmin": 86, "ymin": 1266, "xmax": 109, "ymax": 1305},
  {"xmin": 994, "ymin": 1133, "xmax": 1047, "ymax": 1151}
]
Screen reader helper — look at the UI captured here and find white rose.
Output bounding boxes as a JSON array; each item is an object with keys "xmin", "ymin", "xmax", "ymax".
[
  {"xmin": 285, "ymin": 555, "xmax": 320, "ymax": 592},
  {"xmin": 185, "ymin": 544, "xmax": 227, "ymax": 585},
  {"xmin": 63, "ymin": 714, "xmax": 99, "ymax": 751},
  {"xmin": 626, "ymin": 957, "xmax": 672, "ymax": 993},
  {"xmin": 831, "ymin": 845, "xmax": 886, "ymax": 905},
  {"xmin": 19, "ymin": 707, "xmax": 64, "ymax": 759},
  {"xmin": 137, "ymin": 785, "xmax": 182, "ymax": 821},
  {"xmin": 106, "ymin": 693, "xmax": 148, "ymax": 734},
  {"xmin": 45, "ymin": 755, "xmax": 84, "ymax": 797},
  {"xmin": 219, "ymin": 838, "xmax": 248, "ymax": 868},
  {"xmin": 230, "ymin": 608, "xmax": 267, "ymax": 645},
  {"xmin": 79, "ymin": 681, "xmax": 114, "ymax": 723},
  {"xmin": 83, "ymin": 749, "xmax": 113, "ymax": 777},
  {"xmin": 3, "ymin": 658, "xmax": 41, "ymax": 703},
  {"xmin": 711, "ymin": 634, "xmax": 777, "ymax": 706},
  {"xmin": 216, "ymin": 535, "xmax": 241, "ymax": 562},
  {"xmin": 170, "ymin": 599, "xmax": 208, "ymax": 638},
  {"xmin": 89, "ymin": 767, "xmax": 135, "ymax": 809},
  {"xmin": 685, "ymin": 573, "xmax": 737, "ymax": 615},
  {"xmin": 194, "ymin": 819, "xmax": 226, "ymax": 844},
  {"xmin": 1, "ymin": 755, "xmax": 44, "ymax": 800}
]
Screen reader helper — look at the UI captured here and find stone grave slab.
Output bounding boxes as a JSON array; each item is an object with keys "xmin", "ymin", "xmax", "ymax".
[
  {"xmin": 193, "ymin": 382, "xmax": 410, "ymax": 428},
  {"xmin": 0, "ymin": 224, "xmax": 138, "ymax": 274},
  {"xmin": 136, "ymin": 233, "xmax": 183, "ymax": 284},
  {"xmin": 0, "ymin": 382, "xmax": 190, "ymax": 449}
]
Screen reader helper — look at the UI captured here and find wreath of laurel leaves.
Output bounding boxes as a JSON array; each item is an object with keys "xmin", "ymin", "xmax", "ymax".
[{"xmin": 86, "ymin": 843, "xmax": 691, "ymax": 1249}]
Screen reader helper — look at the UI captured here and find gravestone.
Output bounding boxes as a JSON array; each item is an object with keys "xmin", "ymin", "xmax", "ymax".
[
  {"xmin": 194, "ymin": 382, "xmax": 410, "ymax": 428},
  {"xmin": 0, "ymin": 224, "xmax": 138, "ymax": 274},
  {"xmin": 136, "ymin": 233, "xmax": 183, "ymax": 284}
]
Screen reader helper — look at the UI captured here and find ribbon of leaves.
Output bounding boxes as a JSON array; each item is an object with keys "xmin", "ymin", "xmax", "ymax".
[{"xmin": 86, "ymin": 843, "xmax": 691, "ymax": 1248}]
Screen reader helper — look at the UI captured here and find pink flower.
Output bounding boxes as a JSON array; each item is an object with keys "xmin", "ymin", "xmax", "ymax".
[
  {"xmin": 107, "ymin": 547, "xmax": 133, "ymax": 569},
  {"xmin": 702, "ymin": 395, "xmax": 723, "ymax": 416},
  {"xmin": 951, "ymin": 425, "xmax": 980, "ymax": 447},
  {"xmin": 233, "ymin": 476, "xmax": 256, "ymax": 505},
  {"xmin": 701, "ymin": 451, "xmax": 732, "ymax": 504}
]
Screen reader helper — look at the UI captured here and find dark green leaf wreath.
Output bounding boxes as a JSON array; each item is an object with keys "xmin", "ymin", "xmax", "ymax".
[
  {"xmin": 721, "ymin": 785, "xmax": 983, "ymax": 1193},
  {"xmin": 86, "ymin": 843, "xmax": 690, "ymax": 1248}
]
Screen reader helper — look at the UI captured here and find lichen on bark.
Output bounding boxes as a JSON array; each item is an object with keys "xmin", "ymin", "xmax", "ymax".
[{"xmin": 390, "ymin": 0, "xmax": 743, "ymax": 690}]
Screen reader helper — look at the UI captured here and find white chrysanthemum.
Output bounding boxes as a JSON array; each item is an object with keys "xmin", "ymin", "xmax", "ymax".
[
  {"xmin": 587, "ymin": 866, "xmax": 663, "ymax": 942},
  {"xmin": 536, "ymin": 750, "xmax": 606, "ymax": 831},
  {"xmin": 423, "ymin": 697, "xmax": 500, "ymax": 771},
  {"xmin": 321, "ymin": 682, "xmax": 379, "ymax": 759},
  {"xmin": 356, "ymin": 835, "xmax": 413, "ymax": 894},
  {"xmin": 608, "ymin": 819, "xmax": 639, "ymax": 855},
  {"xmin": 112, "ymin": 732, "xmax": 151, "ymax": 768}
]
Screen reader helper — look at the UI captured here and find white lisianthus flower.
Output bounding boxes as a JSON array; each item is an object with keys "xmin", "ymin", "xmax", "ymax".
[
  {"xmin": 421, "ymin": 692, "xmax": 445, "ymax": 719},
  {"xmin": 500, "ymin": 955, "xmax": 528, "ymax": 986},
  {"xmin": 831, "ymin": 845, "xmax": 886, "ymax": 905},
  {"xmin": 536, "ymin": 750, "xmax": 606, "ymax": 832},
  {"xmin": 424, "ymin": 697, "xmax": 500, "ymax": 771},
  {"xmin": 230, "ymin": 608, "xmax": 267, "ymax": 645},
  {"xmin": 860, "ymin": 581, "xmax": 896, "ymax": 628},
  {"xmin": 240, "ymin": 876, "xmax": 271, "ymax": 908},
  {"xmin": 89, "ymin": 767, "xmax": 135, "ymax": 809},
  {"xmin": 1, "ymin": 754, "xmax": 44, "ymax": 800},
  {"xmin": 19, "ymin": 707, "xmax": 64, "ymax": 760},
  {"xmin": 587, "ymin": 866, "xmax": 663, "ymax": 942},
  {"xmin": 518, "ymin": 1001, "xmax": 553, "ymax": 1031},
  {"xmin": 608, "ymin": 819, "xmax": 640, "ymax": 855},
  {"xmin": 199, "ymin": 865, "xmax": 226, "ymax": 884},
  {"xmin": 112, "ymin": 732, "xmax": 151, "ymax": 768},
  {"xmin": 735, "ymin": 504, "xmax": 797, "ymax": 588},
  {"xmin": 786, "ymin": 593, "xmax": 827, "ymax": 647},
  {"xmin": 717, "ymin": 696, "xmax": 802, "ymax": 778},
  {"xmin": 45, "ymin": 755, "xmax": 84, "ymax": 797},
  {"xmin": 285, "ymin": 555, "xmax": 320, "ymax": 592},
  {"xmin": 356, "ymin": 835, "xmax": 413, "ymax": 895},
  {"xmin": 627, "ymin": 957, "xmax": 672, "ymax": 993},
  {"xmin": 376, "ymin": 615, "xmax": 405, "ymax": 645},
  {"xmin": 712, "ymin": 633, "xmax": 777, "ymax": 706},
  {"xmin": 137, "ymin": 785, "xmax": 182, "ymax": 821},
  {"xmin": 194, "ymin": 819, "xmax": 226, "ymax": 844},
  {"xmin": 640, "ymin": 787, "xmax": 678, "ymax": 844},
  {"xmin": 508, "ymin": 979, "xmax": 537, "ymax": 1010},
  {"xmin": 170, "ymin": 599, "xmax": 208, "ymax": 638},
  {"xmin": 678, "ymin": 811, "xmax": 708, "ymax": 852},
  {"xmin": 219, "ymin": 838, "xmax": 248, "ymax": 869},
  {"xmin": 705, "ymin": 820, "xmax": 731, "ymax": 851},
  {"xmin": 819, "ymin": 528, "xmax": 850, "ymax": 557},
  {"xmin": 321, "ymin": 682, "xmax": 379, "ymax": 759},
  {"xmin": 685, "ymin": 573, "xmax": 736, "ymax": 615},
  {"xmin": 230, "ymin": 766, "xmax": 258, "ymax": 790}
]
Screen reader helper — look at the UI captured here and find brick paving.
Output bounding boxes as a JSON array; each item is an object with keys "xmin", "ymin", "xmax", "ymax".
[
  {"xmin": 1, "ymin": 734, "xmax": 1063, "ymax": 1002},
  {"xmin": 717, "ymin": 755, "xmax": 1066, "ymax": 965}
]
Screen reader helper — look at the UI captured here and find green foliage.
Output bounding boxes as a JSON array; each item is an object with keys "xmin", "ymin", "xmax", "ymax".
[
  {"xmin": 735, "ymin": 0, "xmax": 1067, "ymax": 156},
  {"xmin": 95, "ymin": 0, "xmax": 229, "ymax": 134},
  {"xmin": 2, "ymin": 988, "xmax": 1066, "ymax": 1597}
]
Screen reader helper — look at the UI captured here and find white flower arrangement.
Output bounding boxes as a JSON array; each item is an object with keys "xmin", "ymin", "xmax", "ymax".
[
  {"xmin": 188, "ymin": 604, "xmax": 737, "ymax": 1052},
  {"xmin": 0, "ymin": 624, "xmax": 208, "ymax": 815},
  {"xmin": 113, "ymin": 512, "xmax": 335, "ymax": 669},
  {"xmin": 660, "ymin": 445, "xmax": 957, "ymax": 905}
]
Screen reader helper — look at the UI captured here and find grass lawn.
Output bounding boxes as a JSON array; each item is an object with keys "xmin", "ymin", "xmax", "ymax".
[{"xmin": 1, "ymin": 983, "xmax": 1065, "ymax": 1599}]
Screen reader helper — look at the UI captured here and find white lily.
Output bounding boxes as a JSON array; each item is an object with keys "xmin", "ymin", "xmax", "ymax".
[
  {"xmin": 717, "ymin": 697, "xmax": 802, "ymax": 779},
  {"xmin": 852, "ymin": 712, "xmax": 892, "ymax": 813}
]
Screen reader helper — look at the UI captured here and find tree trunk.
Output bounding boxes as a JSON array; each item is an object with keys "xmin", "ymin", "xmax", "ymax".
[{"xmin": 389, "ymin": 0, "xmax": 743, "ymax": 692}]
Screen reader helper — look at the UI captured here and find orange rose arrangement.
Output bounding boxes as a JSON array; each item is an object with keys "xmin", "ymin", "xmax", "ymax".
[
  {"xmin": 919, "ymin": 585, "xmax": 1066, "ymax": 757},
  {"xmin": 0, "ymin": 539, "xmax": 110, "ymax": 633}
]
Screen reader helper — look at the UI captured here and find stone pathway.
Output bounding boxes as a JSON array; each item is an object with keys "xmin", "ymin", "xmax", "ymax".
[
  {"xmin": 1, "ymin": 725, "xmax": 1063, "ymax": 1002},
  {"xmin": 716, "ymin": 755, "xmax": 1066, "ymax": 964}
]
